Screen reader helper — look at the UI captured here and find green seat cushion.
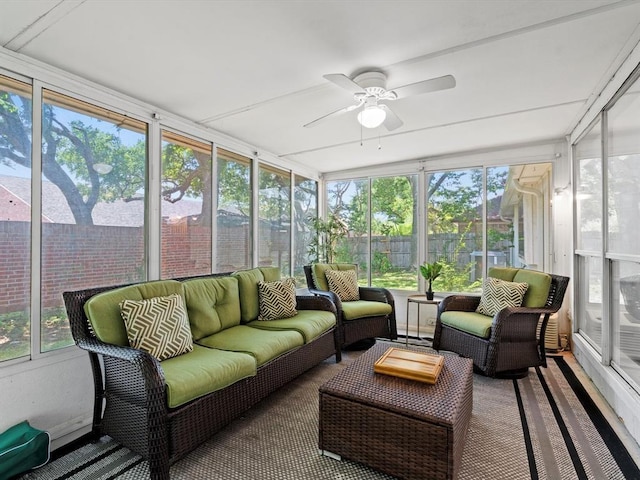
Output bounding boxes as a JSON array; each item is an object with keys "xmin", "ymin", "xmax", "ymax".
[
  {"xmin": 183, "ymin": 276, "xmax": 241, "ymax": 340},
  {"xmin": 161, "ymin": 345, "xmax": 256, "ymax": 408},
  {"xmin": 488, "ymin": 267, "xmax": 519, "ymax": 282},
  {"xmin": 513, "ymin": 270, "xmax": 552, "ymax": 308},
  {"xmin": 84, "ymin": 280, "xmax": 184, "ymax": 345},
  {"xmin": 247, "ymin": 309, "xmax": 336, "ymax": 343},
  {"xmin": 341, "ymin": 300, "xmax": 392, "ymax": 321},
  {"xmin": 232, "ymin": 267, "xmax": 282, "ymax": 323},
  {"xmin": 441, "ymin": 311, "xmax": 494, "ymax": 338},
  {"xmin": 311, "ymin": 263, "xmax": 356, "ymax": 292},
  {"xmin": 196, "ymin": 325, "xmax": 304, "ymax": 366}
]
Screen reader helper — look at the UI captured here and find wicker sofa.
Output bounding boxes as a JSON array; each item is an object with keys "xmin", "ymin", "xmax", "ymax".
[
  {"xmin": 63, "ymin": 267, "xmax": 339, "ymax": 480},
  {"xmin": 433, "ymin": 267, "xmax": 569, "ymax": 378}
]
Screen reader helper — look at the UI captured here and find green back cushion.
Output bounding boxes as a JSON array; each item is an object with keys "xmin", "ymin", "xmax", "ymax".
[
  {"xmin": 232, "ymin": 267, "xmax": 282, "ymax": 323},
  {"xmin": 183, "ymin": 276, "xmax": 241, "ymax": 340},
  {"xmin": 488, "ymin": 267, "xmax": 519, "ymax": 282},
  {"xmin": 84, "ymin": 280, "xmax": 184, "ymax": 345},
  {"xmin": 513, "ymin": 270, "xmax": 552, "ymax": 308},
  {"xmin": 311, "ymin": 263, "xmax": 357, "ymax": 292}
]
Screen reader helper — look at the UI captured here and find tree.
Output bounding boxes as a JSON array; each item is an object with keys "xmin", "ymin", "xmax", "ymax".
[{"xmin": 1, "ymin": 90, "xmax": 221, "ymax": 226}]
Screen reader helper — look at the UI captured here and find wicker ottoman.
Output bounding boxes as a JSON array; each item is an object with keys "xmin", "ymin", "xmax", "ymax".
[{"xmin": 319, "ymin": 342, "xmax": 473, "ymax": 480}]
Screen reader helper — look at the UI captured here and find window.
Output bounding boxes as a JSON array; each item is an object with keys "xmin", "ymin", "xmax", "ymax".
[
  {"xmin": 607, "ymin": 80, "xmax": 640, "ymax": 388},
  {"xmin": 371, "ymin": 175, "xmax": 417, "ymax": 290},
  {"xmin": 41, "ymin": 89, "xmax": 147, "ymax": 352},
  {"xmin": 327, "ymin": 179, "xmax": 369, "ymax": 284},
  {"xmin": 574, "ymin": 119, "xmax": 603, "ymax": 353},
  {"xmin": 426, "ymin": 169, "xmax": 483, "ymax": 293},
  {"xmin": 216, "ymin": 148, "xmax": 252, "ymax": 271},
  {"xmin": 161, "ymin": 131, "xmax": 212, "ymax": 278},
  {"xmin": 0, "ymin": 75, "xmax": 32, "ymax": 362},
  {"xmin": 293, "ymin": 175, "xmax": 317, "ymax": 286},
  {"xmin": 486, "ymin": 163, "xmax": 551, "ymax": 271},
  {"xmin": 258, "ymin": 164, "xmax": 291, "ymax": 275}
]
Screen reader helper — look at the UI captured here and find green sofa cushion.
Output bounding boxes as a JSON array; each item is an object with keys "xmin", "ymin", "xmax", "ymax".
[
  {"xmin": 183, "ymin": 276, "xmax": 241, "ymax": 340},
  {"xmin": 341, "ymin": 300, "xmax": 392, "ymax": 321},
  {"xmin": 488, "ymin": 267, "xmax": 519, "ymax": 282},
  {"xmin": 247, "ymin": 309, "xmax": 335, "ymax": 343},
  {"xmin": 232, "ymin": 267, "xmax": 282, "ymax": 323},
  {"xmin": 441, "ymin": 311, "xmax": 494, "ymax": 339},
  {"xmin": 513, "ymin": 270, "xmax": 552, "ymax": 308},
  {"xmin": 161, "ymin": 345, "xmax": 256, "ymax": 408},
  {"xmin": 84, "ymin": 280, "xmax": 184, "ymax": 346},
  {"xmin": 196, "ymin": 325, "xmax": 304, "ymax": 366},
  {"xmin": 311, "ymin": 263, "xmax": 356, "ymax": 292}
]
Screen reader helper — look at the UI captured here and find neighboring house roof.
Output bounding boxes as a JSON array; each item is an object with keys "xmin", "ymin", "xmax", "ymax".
[
  {"xmin": 0, "ymin": 174, "xmax": 204, "ymax": 226},
  {"xmin": 0, "ymin": 184, "xmax": 52, "ymax": 222}
]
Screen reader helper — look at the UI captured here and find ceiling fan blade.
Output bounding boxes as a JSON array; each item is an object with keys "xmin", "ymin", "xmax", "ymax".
[
  {"xmin": 380, "ymin": 104, "xmax": 403, "ymax": 131},
  {"xmin": 303, "ymin": 103, "xmax": 360, "ymax": 128},
  {"xmin": 323, "ymin": 73, "xmax": 366, "ymax": 94},
  {"xmin": 391, "ymin": 74, "xmax": 456, "ymax": 100}
]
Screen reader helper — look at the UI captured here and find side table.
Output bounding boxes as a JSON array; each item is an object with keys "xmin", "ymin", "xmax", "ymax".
[{"xmin": 405, "ymin": 294, "xmax": 441, "ymax": 346}]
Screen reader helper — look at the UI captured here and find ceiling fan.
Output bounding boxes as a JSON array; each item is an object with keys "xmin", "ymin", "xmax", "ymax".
[{"xmin": 304, "ymin": 71, "xmax": 456, "ymax": 131}]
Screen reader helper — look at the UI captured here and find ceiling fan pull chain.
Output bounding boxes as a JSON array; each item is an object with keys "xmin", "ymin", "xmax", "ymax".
[{"xmin": 378, "ymin": 131, "xmax": 382, "ymax": 150}]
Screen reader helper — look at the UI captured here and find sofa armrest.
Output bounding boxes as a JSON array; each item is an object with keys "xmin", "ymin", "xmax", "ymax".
[{"xmin": 76, "ymin": 337, "xmax": 166, "ymax": 406}]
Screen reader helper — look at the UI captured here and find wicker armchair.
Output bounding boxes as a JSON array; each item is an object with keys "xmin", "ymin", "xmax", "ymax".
[
  {"xmin": 304, "ymin": 264, "xmax": 397, "ymax": 348},
  {"xmin": 433, "ymin": 269, "xmax": 569, "ymax": 378}
]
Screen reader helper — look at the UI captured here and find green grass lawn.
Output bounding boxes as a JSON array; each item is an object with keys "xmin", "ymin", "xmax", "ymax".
[
  {"xmin": 0, "ymin": 307, "xmax": 74, "ymax": 362},
  {"xmin": 368, "ymin": 270, "xmax": 417, "ymax": 290}
]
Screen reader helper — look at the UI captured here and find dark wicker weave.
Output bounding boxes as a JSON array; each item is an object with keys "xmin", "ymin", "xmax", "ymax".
[
  {"xmin": 319, "ymin": 342, "xmax": 473, "ymax": 480},
  {"xmin": 304, "ymin": 265, "xmax": 397, "ymax": 347},
  {"xmin": 432, "ymin": 272, "xmax": 570, "ymax": 378},
  {"xmin": 63, "ymin": 277, "xmax": 339, "ymax": 480}
]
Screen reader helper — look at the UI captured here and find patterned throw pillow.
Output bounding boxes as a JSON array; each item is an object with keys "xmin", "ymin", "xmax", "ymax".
[
  {"xmin": 325, "ymin": 269, "xmax": 360, "ymax": 302},
  {"xmin": 476, "ymin": 277, "xmax": 529, "ymax": 317},
  {"xmin": 120, "ymin": 294, "xmax": 193, "ymax": 361},
  {"xmin": 257, "ymin": 278, "xmax": 297, "ymax": 321}
]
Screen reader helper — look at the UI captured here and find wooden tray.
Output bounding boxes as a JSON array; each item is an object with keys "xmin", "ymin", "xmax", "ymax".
[{"xmin": 373, "ymin": 347, "xmax": 444, "ymax": 384}]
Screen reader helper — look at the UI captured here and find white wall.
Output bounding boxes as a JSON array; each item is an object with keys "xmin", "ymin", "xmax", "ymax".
[{"xmin": 0, "ymin": 348, "xmax": 94, "ymax": 450}]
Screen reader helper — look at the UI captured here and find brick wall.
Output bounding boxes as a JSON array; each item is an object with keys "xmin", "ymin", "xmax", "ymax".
[{"xmin": 0, "ymin": 221, "xmax": 255, "ymax": 314}]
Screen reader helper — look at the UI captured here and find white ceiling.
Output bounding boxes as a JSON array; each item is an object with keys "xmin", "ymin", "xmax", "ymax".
[{"xmin": 2, "ymin": 0, "xmax": 640, "ymax": 173}]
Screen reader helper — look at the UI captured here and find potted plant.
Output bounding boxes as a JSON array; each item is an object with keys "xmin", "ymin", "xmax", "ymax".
[{"xmin": 419, "ymin": 261, "xmax": 443, "ymax": 300}]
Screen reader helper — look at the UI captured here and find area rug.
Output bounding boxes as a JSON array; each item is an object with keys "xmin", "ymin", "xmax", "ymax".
[{"xmin": 18, "ymin": 344, "xmax": 640, "ymax": 480}]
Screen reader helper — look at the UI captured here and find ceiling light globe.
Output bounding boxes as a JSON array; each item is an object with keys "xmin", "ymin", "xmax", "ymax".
[{"xmin": 357, "ymin": 106, "xmax": 386, "ymax": 129}]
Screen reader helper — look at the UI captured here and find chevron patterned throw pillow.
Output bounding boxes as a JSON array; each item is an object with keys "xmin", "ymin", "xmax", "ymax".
[
  {"xmin": 476, "ymin": 277, "xmax": 529, "ymax": 317},
  {"xmin": 120, "ymin": 294, "xmax": 193, "ymax": 361},
  {"xmin": 257, "ymin": 277, "xmax": 297, "ymax": 321},
  {"xmin": 325, "ymin": 269, "xmax": 360, "ymax": 302}
]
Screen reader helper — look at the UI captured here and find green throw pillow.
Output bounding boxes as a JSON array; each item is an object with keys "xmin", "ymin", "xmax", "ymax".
[
  {"xmin": 325, "ymin": 269, "xmax": 360, "ymax": 302},
  {"xmin": 257, "ymin": 278, "xmax": 297, "ymax": 321},
  {"xmin": 120, "ymin": 294, "xmax": 193, "ymax": 361},
  {"xmin": 476, "ymin": 277, "xmax": 528, "ymax": 317}
]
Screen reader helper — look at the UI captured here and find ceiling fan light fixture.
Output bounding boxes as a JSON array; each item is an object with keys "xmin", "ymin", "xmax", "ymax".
[{"xmin": 357, "ymin": 105, "xmax": 386, "ymax": 129}]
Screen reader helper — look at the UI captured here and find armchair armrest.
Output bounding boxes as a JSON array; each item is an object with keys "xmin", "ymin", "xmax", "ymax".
[
  {"xmin": 488, "ymin": 306, "xmax": 552, "ymax": 353},
  {"xmin": 296, "ymin": 295, "xmax": 338, "ymax": 316},
  {"xmin": 359, "ymin": 286, "xmax": 392, "ymax": 304},
  {"xmin": 308, "ymin": 288, "xmax": 343, "ymax": 310},
  {"xmin": 438, "ymin": 295, "xmax": 481, "ymax": 316}
]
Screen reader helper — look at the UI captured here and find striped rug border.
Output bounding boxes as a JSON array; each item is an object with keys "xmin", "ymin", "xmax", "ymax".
[{"xmin": 550, "ymin": 355, "xmax": 640, "ymax": 479}]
